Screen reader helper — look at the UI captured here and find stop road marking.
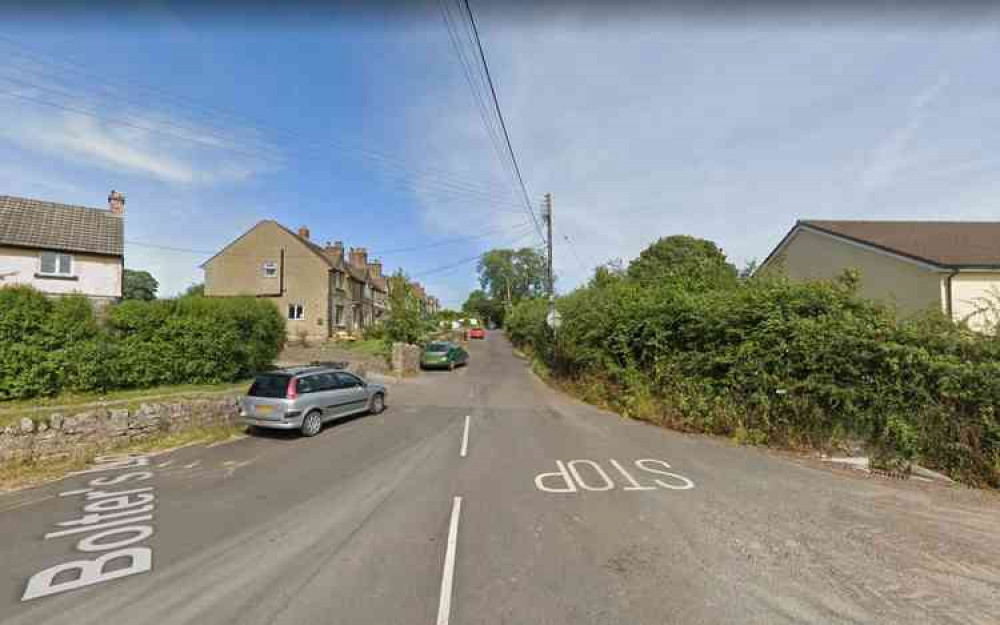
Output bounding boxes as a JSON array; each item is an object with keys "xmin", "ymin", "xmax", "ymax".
[{"xmin": 534, "ymin": 458, "xmax": 695, "ymax": 493}]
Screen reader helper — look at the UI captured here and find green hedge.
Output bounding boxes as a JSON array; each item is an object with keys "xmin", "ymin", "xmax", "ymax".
[
  {"xmin": 507, "ymin": 274, "xmax": 1000, "ymax": 487},
  {"xmin": 0, "ymin": 286, "xmax": 285, "ymax": 400}
]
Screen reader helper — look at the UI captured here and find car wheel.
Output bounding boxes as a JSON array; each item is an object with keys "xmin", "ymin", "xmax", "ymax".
[
  {"xmin": 301, "ymin": 410, "xmax": 323, "ymax": 437},
  {"xmin": 369, "ymin": 393, "xmax": 385, "ymax": 415}
]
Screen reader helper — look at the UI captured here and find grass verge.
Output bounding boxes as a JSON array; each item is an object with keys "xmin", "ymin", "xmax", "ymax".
[
  {"xmin": 338, "ymin": 339, "xmax": 391, "ymax": 357},
  {"xmin": 0, "ymin": 423, "xmax": 245, "ymax": 492}
]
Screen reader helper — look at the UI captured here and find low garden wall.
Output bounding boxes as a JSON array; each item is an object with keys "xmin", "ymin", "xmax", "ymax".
[
  {"xmin": 391, "ymin": 343, "xmax": 421, "ymax": 376},
  {"xmin": 0, "ymin": 396, "xmax": 240, "ymax": 465}
]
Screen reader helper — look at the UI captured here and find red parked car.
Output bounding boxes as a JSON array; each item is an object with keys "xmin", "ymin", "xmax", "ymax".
[{"xmin": 469, "ymin": 327, "xmax": 486, "ymax": 340}]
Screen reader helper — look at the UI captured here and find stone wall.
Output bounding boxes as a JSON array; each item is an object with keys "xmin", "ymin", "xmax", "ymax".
[
  {"xmin": 391, "ymin": 343, "xmax": 421, "ymax": 377},
  {"xmin": 0, "ymin": 396, "xmax": 240, "ymax": 466}
]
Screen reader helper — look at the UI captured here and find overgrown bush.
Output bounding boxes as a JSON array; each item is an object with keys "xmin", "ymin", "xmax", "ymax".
[
  {"xmin": 506, "ymin": 270, "xmax": 1000, "ymax": 487},
  {"xmin": 0, "ymin": 286, "xmax": 285, "ymax": 400}
]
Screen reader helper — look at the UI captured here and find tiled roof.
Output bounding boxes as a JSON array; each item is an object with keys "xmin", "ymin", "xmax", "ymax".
[
  {"xmin": 370, "ymin": 274, "xmax": 389, "ymax": 292},
  {"xmin": 0, "ymin": 195, "xmax": 123, "ymax": 256},
  {"xmin": 272, "ymin": 222, "xmax": 343, "ymax": 270},
  {"xmin": 800, "ymin": 220, "xmax": 1000, "ymax": 268},
  {"xmin": 345, "ymin": 264, "xmax": 368, "ymax": 282},
  {"xmin": 270, "ymin": 222, "xmax": 385, "ymax": 283}
]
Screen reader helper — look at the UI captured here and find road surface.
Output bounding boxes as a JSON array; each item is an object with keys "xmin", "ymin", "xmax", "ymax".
[{"xmin": 1, "ymin": 332, "xmax": 997, "ymax": 624}]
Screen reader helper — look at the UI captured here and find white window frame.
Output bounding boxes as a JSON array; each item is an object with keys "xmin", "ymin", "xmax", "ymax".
[
  {"xmin": 287, "ymin": 303, "xmax": 305, "ymax": 320},
  {"xmin": 262, "ymin": 261, "xmax": 278, "ymax": 278},
  {"xmin": 38, "ymin": 251, "xmax": 73, "ymax": 276}
]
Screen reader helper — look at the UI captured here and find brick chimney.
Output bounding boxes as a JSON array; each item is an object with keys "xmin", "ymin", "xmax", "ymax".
[
  {"xmin": 369, "ymin": 259, "xmax": 382, "ymax": 278},
  {"xmin": 108, "ymin": 190, "xmax": 125, "ymax": 216},
  {"xmin": 297, "ymin": 226, "xmax": 310, "ymax": 240},
  {"xmin": 324, "ymin": 240, "xmax": 344, "ymax": 262},
  {"xmin": 349, "ymin": 247, "xmax": 368, "ymax": 269}
]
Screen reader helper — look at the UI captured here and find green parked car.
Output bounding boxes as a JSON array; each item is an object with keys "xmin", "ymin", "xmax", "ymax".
[{"xmin": 421, "ymin": 341, "xmax": 469, "ymax": 370}]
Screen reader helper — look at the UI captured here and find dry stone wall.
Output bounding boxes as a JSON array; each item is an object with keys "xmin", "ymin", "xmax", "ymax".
[{"xmin": 0, "ymin": 396, "xmax": 240, "ymax": 465}]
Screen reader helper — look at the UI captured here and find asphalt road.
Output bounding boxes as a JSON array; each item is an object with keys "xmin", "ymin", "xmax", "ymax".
[{"xmin": 1, "ymin": 332, "xmax": 998, "ymax": 624}]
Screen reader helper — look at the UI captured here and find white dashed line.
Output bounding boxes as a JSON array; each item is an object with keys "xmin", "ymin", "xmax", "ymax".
[
  {"xmin": 155, "ymin": 460, "xmax": 173, "ymax": 469},
  {"xmin": 460, "ymin": 416, "xmax": 470, "ymax": 458},
  {"xmin": 436, "ymin": 496, "xmax": 462, "ymax": 625},
  {"xmin": 183, "ymin": 461, "xmax": 201, "ymax": 469}
]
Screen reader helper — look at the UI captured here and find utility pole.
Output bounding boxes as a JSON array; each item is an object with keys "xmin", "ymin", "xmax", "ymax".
[
  {"xmin": 542, "ymin": 193, "xmax": 558, "ymax": 332},
  {"xmin": 542, "ymin": 193, "xmax": 553, "ymax": 297}
]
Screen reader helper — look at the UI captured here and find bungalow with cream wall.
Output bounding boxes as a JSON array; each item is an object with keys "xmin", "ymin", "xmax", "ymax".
[{"xmin": 759, "ymin": 220, "xmax": 1000, "ymax": 331}]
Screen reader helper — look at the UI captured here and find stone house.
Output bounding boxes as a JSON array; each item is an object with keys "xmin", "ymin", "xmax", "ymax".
[
  {"xmin": 369, "ymin": 259, "xmax": 389, "ymax": 323},
  {"xmin": 760, "ymin": 220, "xmax": 1000, "ymax": 330},
  {"xmin": 0, "ymin": 191, "xmax": 124, "ymax": 308},
  {"xmin": 202, "ymin": 221, "xmax": 395, "ymax": 340}
]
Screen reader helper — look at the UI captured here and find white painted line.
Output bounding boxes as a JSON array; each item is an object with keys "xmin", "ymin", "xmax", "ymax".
[
  {"xmin": 183, "ymin": 461, "xmax": 201, "ymax": 469},
  {"xmin": 460, "ymin": 416, "xmax": 470, "ymax": 458},
  {"xmin": 155, "ymin": 460, "xmax": 173, "ymax": 468},
  {"xmin": 436, "ymin": 496, "xmax": 462, "ymax": 625}
]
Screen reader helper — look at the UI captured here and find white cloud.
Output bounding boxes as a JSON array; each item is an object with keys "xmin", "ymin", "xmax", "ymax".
[
  {"xmin": 404, "ymin": 18, "xmax": 1000, "ymax": 297},
  {"xmin": 860, "ymin": 73, "xmax": 951, "ymax": 196},
  {"xmin": 0, "ymin": 68, "xmax": 277, "ymax": 185}
]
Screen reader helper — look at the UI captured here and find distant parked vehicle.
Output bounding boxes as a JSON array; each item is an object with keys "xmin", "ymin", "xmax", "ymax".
[
  {"xmin": 420, "ymin": 341, "xmax": 469, "ymax": 370},
  {"xmin": 240, "ymin": 365, "xmax": 386, "ymax": 437},
  {"xmin": 469, "ymin": 327, "xmax": 485, "ymax": 339}
]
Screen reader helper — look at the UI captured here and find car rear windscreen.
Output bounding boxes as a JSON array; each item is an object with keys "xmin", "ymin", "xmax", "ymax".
[
  {"xmin": 249, "ymin": 373, "xmax": 291, "ymax": 398},
  {"xmin": 427, "ymin": 343, "xmax": 450, "ymax": 353}
]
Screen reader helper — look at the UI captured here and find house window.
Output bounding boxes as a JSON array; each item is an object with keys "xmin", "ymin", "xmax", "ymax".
[
  {"xmin": 335, "ymin": 305, "xmax": 344, "ymax": 326},
  {"xmin": 40, "ymin": 251, "xmax": 72, "ymax": 275},
  {"xmin": 287, "ymin": 304, "xmax": 305, "ymax": 320},
  {"xmin": 334, "ymin": 272, "xmax": 344, "ymax": 289},
  {"xmin": 262, "ymin": 261, "xmax": 278, "ymax": 278}
]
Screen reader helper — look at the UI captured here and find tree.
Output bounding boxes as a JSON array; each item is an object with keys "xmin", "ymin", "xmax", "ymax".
[
  {"xmin": 463, "ymin": 289, "xmax": 505, "ymax": 326},
  {"xmin": 626, "ymin": 235, "xmax": 738, "ymax": 291},
  {"xmin": 590, "ymin": 258, "xmax": 626, "ymax": 289},
  {"xmin": 122, "ymin": 269, "xmax": 159, "ymax": 301},
  {"xmin": 436, "ymin": 309, "xmax": 463, "ymax": 323},
  {"xmin": 184, "ymin": 283, "xmax": 205, "ymax": 297},
  {"xmin": 383, "ymin": 270, "xmax": 427, "ymax": 344},
  {"xmin": 477, "ymin": 247, "xmax": 548, "ymax": 304},
  {"xmin": 738, "ymin": 259, "xmax": 759, "ymax": 280}
]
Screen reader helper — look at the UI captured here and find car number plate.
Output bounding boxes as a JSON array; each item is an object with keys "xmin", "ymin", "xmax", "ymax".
[{"xmin": 255, "ymin": 405, "xmax": 273, "ymax": 414}]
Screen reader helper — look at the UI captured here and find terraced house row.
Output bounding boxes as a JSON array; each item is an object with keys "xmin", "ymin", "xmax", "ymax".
[{"xmin": 203, "ymin": 220, "xmax": 439, "ymax": 340}]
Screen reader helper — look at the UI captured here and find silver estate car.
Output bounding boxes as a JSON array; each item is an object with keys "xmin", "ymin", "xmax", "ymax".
[{"xmin": 240, "ymin": 366, "xmax": 387, "ymax": 437}]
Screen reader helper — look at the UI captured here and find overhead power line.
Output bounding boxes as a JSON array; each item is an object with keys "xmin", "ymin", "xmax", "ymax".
[
  {"xmin": 409, "ymin": 229, "xmax": 537, "ymax": 278},
  {"xmin": 437, "ymin": 0, "xmax": 518, "ymax": 189},
  {"xmin": 371, "ymin": 222, "xmax": 530, "ymax": 255},
  {"xmin": 563, "ymin": 233, "xmax": 587, "ymax": 274},
  {"xmin": 126, "ymin": 222, "xmax": 532, "ymax": 259},
  {"xmin": 0, "ymin": 77, "xmax": 525, "ymax": 213},
  {"xmin": 125, "ymin": 240, "xmax": 215, "ymax": 255},
  {"xmin": 0, "ymin": 36, "xmax": 529, "ymax": 212},
  {"xmin": 459, "ymin": 0, "xmax": 545, "ymax": 245}
]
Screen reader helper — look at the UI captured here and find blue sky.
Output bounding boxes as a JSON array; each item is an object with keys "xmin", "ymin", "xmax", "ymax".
[{"xmin": 2, "ymin": 4, "xmax": 1000, "ymax": 306}]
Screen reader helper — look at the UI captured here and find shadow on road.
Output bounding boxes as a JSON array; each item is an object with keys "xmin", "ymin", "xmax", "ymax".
[{"xmin": 246, "ymin": 411, "xmax": 374, "ymax": 441}]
